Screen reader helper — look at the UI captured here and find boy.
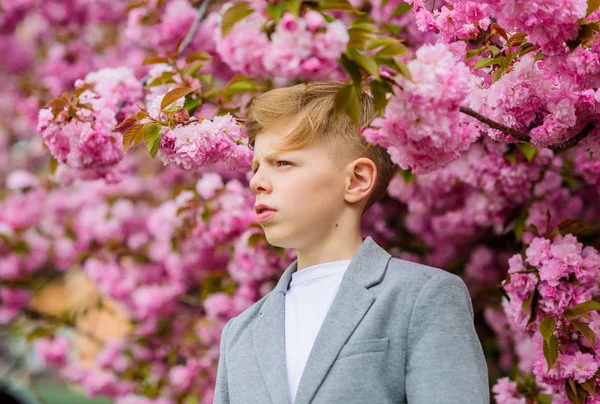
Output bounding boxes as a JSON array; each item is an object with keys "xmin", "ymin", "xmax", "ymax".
[{"xmin": 213, "ymin": 82, "xmax": 489, "ymax": 404}]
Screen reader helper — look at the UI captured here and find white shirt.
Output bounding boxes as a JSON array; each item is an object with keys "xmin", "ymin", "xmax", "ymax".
[{"xmin": 284, "ymin": 260, "xmax": 352, "ymax": 404}]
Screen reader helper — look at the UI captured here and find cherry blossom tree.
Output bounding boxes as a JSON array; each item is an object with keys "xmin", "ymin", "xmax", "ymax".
[{"xmin": 1, "ymin": 0, "xmax": 600, "ymax": 403}]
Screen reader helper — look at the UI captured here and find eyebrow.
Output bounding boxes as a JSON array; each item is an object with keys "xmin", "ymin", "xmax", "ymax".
[{"xmin": 251, "ymin": 151, "xmax": 280, "ymax": 172}]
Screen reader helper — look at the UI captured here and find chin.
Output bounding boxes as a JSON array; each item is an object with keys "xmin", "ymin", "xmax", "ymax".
[{"xmin": 263, "ymin": 230, "xmax": 293, "ymax": 250}]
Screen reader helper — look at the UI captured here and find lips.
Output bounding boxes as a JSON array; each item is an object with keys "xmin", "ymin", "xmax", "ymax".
[
  {"xmin": 255, "ymin": 203, "xmax": 276, "ymax": 214},
  {"xmin": 255, "ymin": 203, "xmax": 277, "ymax": 223}
]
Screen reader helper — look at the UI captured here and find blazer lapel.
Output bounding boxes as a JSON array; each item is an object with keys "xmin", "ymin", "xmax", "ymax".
[
  {"xmin": 293, "ymin": 236, "xmax": 392, "ymax": 404},
  {"xmin": 253, "ymin": 257, "xmax": 297, "ymax": 404},
  {"xmin": 252, "ymin": 236, "xmax": 392, "ymax": 404}
]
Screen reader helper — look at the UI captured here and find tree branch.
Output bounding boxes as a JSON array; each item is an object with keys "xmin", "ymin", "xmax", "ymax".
[
  {"xmin": 459, "ymin": 106, "xmax": 530, "ymax": 142},
  {"xmin": 177, "ymin": 0, "xmax": 210, "ymax": 55},
  {"xmin": 548, "ymin": 122, "xmax": 595, "ymax": 152},
  {"xmin": 459, "ymin": 106, "xmax": 596, "ymax": 153}
]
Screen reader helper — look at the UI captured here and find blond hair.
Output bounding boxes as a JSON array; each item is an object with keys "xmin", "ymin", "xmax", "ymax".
[{"xmin": 245, "ymin": 81, "xmax": 397, "ymax": 213}]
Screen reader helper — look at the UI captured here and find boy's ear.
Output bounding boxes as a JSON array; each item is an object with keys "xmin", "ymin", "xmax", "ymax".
[{"xmin": 344, "ymin": 157, "xmax": 377, "ymax": 205}]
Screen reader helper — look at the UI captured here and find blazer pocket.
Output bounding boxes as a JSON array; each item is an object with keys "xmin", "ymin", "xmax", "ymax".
[{"xmin": 337, "ymin": 337, "xmax": 389, "ymax": 359}]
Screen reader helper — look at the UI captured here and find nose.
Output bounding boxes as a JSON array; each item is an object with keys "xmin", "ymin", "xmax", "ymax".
[{"xmin": 249, "ymin": 168, "xmax": 272, "ymax": 195}]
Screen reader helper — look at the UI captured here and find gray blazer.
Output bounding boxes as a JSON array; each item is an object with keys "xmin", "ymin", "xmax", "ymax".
[{"xmin": 213, "ymin": 236, "xmax": 489, "ymax": 404}]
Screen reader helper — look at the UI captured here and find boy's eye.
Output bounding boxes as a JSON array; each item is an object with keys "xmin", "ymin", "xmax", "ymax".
[{"xmin": 277, "ymin": 161, "xmax": 291, "ymax": 167}]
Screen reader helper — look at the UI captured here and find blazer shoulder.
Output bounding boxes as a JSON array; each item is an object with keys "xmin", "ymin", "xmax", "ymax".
[
  {"xmin": 382, "ymin": 257, "xmax": 464, "ymax": 291},
  {"xmin": 223, "ymin": 291, "xmax": 271, "ymax": 341}
]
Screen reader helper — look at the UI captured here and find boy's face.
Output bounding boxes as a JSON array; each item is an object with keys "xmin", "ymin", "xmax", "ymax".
[{"xmin": 249, "ymin": 117, "xmax": 349, "ymax": 249}]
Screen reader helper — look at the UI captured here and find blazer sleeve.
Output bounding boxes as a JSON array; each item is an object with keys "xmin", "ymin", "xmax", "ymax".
[
  {"xmin": 213, "ymin": 318, "xmax": 233, "ymax": 404},
  {"xmin": 405, "ymin": 272, "xmax": 489, "ymax": 404}
]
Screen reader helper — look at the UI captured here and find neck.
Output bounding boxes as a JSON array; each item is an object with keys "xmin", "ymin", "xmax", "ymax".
[{"xmin": 295, "ymin": 231, "xmax": 364, "ymax": 271}]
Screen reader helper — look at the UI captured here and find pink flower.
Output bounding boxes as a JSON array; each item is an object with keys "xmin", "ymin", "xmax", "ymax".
[
  {"xmin": 365, "ymin": 43, "xmax": 481, "ymax": 174},
  {"xmin": 562, "ymin": 351, "xmax": 598, "ymax": 383},
  {"xmin": 0, "ymin": 287, "xmax": 31, "ymax": 324},
  {"xmin": 491, "ymin": 376, "xmax": 526, "ymax": 404},
  {"xmin": 204, "ymin": 292, "xmax": 233, "ymax": 321},
  {"xmin": 34, "ymin": 337, "xmax": 70, "ymax": 368},
  {"xmin": 525, "ymin": 237, "xmax": 552, "ymax": 266},
  {"xmin": 157, "ymin": 114, "xmax": 252, "ymax": 172},
  {"xmin": 196, "ymin": 172, "xmax": 224, "ymax": 200}
]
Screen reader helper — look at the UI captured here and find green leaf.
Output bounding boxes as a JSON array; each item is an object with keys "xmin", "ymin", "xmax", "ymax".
[
  {"xmin": 514, "ymin": 43, "xmax": 537, "ymax": 58},
  {"xmin": 391, "ymin": 2, "xmax": 412, "ymax": 16},
  {"xmin": 588, "ymin": 0, "xmax": 600, "ymax": 17},
  {"xmin": 334, "ymin": 83, "xmax": 360, "ymax": 127},
  {"xmin": 393, "ymin": 59, "xmax": 412, "ymax": 81},
  {"xmin": 581, "ymin": 379, "xmax": 597, "ymax": 399},
  {"xmin": 319, "ymin": 0, "xmax": 364, "ymax": 14},
  {"xmin": 366, "ymin": 37, "xmax": 402, "ymax": 50},
  {"xmin": 487, "ymin": 45, "xmax": 501, "ymax": 57},
  {"xmin": 147, "ymin": 71, "xmax": 176, "ymax": 88},
  {"xmin": 184, "ymin": 396, "xmax": 200, "ymax": 404},
  {"xmin": 565, "ymin": 379, "xmax": 579, "ymax": 403},
  {"xmin": 384, "ymin": 24, "xmax": 401, "ymax": 36},
  {"xmin": 283, "ymin": 0, "xmax": 301, "ymax": 16},
  {"xmin": 49, "ymin": 157, "xmax": 59, "ymax": 175},
  {"xmin": 115, "ymin": 116, "xmax": 138, "ymax": 129},
  {"xmin": 185, "ymin": 61, "xmax": 208, "ymax": 77},
  {"xmin": 221, "ymin": 2, "xmax": 255, "ymax": 37},
  {"xmin": 26, "ymin": 327, "xmax": 54, "ymax": 343},
  {"xmin": 571, "ymin": 299, "xmax": 600, "ymax": 313},
  {"xmin": 340, "ymin": 54, "xmax": 362, "ymax": 86},
  {"xmin": 370, "ymin": 80, "xmax": 391, "ymax": 113},
  {"xmin": 571, "ymin": 321, "xmax": 596, "ymax": 349},
  {"xmin": 142, "ymin": 55, "xmax": 170, "ymax": 65},
  {"xmin": 534, "ymin": 394, "xmax": 553, "ymax": 404},
  {"xmin": 184, "ymin": 96, "xmax": 200, "ymax": 112},
  {"xmin": 492, "ymin": 68, "xmax": 504, "ymax": 83},
  {"xmin": 517, "ymin": 142, "xmax": 538, "ymax": 161},
  {"xmin": 267, "ymin": 2, "xmax": 285, "ymax": 23},
  {"xmin": 348, "ymin": 28, "xmax": 374, "ymax": 49},
  {"xmin": 184, "ymin": 51, "xmax": 211, "ymax": 64},
  {"xmin": 143, "ymin": 123, "xmax": 162, "ymax": 158},
  {"xmin": 514, "ymin": 207, "xmax": 528, "ymax": 242},
  {"xmin": 161, "ymin": 87, "xmax": 197, "ymax": 111},
  {"xmin": 123, "ymin": 123, "xmax": 144, "ymax": 152},
  {"xmin": 398, "ymin": 167, "xmax": 416, "ymax": 185},
  {"xmin": 466, "ymin": 48, "xmax": 483, "ymax": 61},
  {"xmin": 349, "ymin": 22, "xmax": 380, "ymax": 33},
  {"xmin": 346, "ymin": 49, "xmax": 379, "ymax": 78},
  {"xmin": 473, "ymin": 57, "xmax": 499, "ymax": 69},
  {"xmin": 223, "ymin": 76, "xmax": 261, "ymax": 98},
  {"xmin": 539, "ymin": 316, "xmax": 556, "ymax": 343},
  {"xmin": 579, "ymin": 24, "xmax": 595, "ymax": 42},
  {"xmin": 543, "ymin": 334, "xmax": 559, "ymax": 371}
]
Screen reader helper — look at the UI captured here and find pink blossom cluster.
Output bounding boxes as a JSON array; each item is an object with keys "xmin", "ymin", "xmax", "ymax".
[
  {"xmin": 158, "ymin": 113, "xmax": 253, "ymax": 172},
  {"xmin": 0, "ymin": 163, "xmax": 294, "ymax": 402},
  {"xmin": 0, "ymin": 287, "xmax": 31, "ymax": 324},
  {"xmin": 363, "ymin": 42, "xmax": 481, "ymax": 175},
  {"xmin": 406, "ymin": 0, "xmax": 491, "ymax": 43},
  {"xmin": 386, "ymin": 137, "xmax": 562, "ymax": 267},
  {"xmin": 216, "ymin": 8, "xmax": 348, "ymax": 81},
  {"xmin": 492, "ymin": 233, "xmax": 600, "ymax": 399},
  {"xmin": 38, "ymin": 67, "xmax": 144, "ymax": 169},
  {"xmin": 469, "ymin": 54, "xmax": 599, "ymax": 148},
  {"xmin": 227, "ymin": 228, "xmax": 295, "ymax": 284},
  {"xmin": 491, "ymin": 377, "xmax": 526, "ymax": 404},
  {"xmin": 481, "ymin": 0, "xmax": 587, "ymax": 56},
  {"xmin": 124, "ymin": 0, "xmax": 203, "ymax": 53},
  {"xmin": 561, "ymin": 20, "xmax": 600, "ymax": 89},
  {"xmin": 502, "ymin": 234, "xmax": 600, "ymax": 331},
  {"xmin": 525, "ymin": 168, "xmax": 584, "ymax": 245}
]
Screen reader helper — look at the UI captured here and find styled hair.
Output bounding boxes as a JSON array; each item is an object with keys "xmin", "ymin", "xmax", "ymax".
[{"xmin": 244, "ymin": 81, "xmax": 398, "ymax": 214}]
